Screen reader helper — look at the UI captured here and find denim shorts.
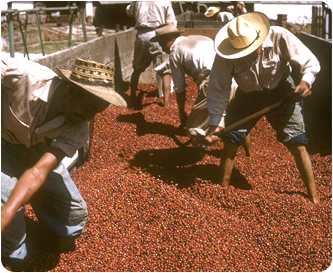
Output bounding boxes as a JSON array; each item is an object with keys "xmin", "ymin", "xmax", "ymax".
[{"xmin": 225, "ymin": 76, "xmax": 307, "ymax": 147}]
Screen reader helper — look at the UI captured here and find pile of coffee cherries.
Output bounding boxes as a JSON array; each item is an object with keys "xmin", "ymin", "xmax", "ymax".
[{"xmin": 23, "ymin": 78, "xmax": 331, "ymax": 272}]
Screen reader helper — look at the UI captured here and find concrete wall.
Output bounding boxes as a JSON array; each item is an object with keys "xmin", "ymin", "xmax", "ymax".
[
  {"xmin": 294, "ymin": 32, "xmax": 332, "ymax": 155},
  {"xmin": 33, "ymin": 27, "xmax": 222, "ymax": 87}
]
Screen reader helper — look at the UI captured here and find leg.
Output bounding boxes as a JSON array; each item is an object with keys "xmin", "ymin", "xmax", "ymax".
[
  {"xmin": 176, "ymin": 91, "xmax": 187, "ymax": 128},
  {"xmin": 162, "ymin": 73, "xmax": 171, "ymax": 107},
  {"xmin": 242, "ymin": 135, "xmax": 253, "ymax": 157},
  {"xmin": 288, "ymin": 145, "xmax": 320, "ymax": 204},
  {"xmin": 219, "ymin": 138, "xmax": 239, "ymax": 187},
  {"xmin": 130, "ymin": 69, "xmax": 142, "ymax": 109},
  {"xmin": 29, "ymin": 161, "xmax": 88, "ymax": 238},
  {"xmin": 1, "ymin": 140, "xmax": 29, "ymax": 262},
  {"xmin": 266, "ymin": 76, "xmax": 319, "ymax": 203}
]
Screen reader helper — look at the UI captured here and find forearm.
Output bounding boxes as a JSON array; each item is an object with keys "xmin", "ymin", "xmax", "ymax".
[
  {"xmin": 1, "ymin": 151, "xmax": 59, "ymax": 233},
  {"xmin": 1, "ymin": 167, "xmax": 47, "ymax": 229}
]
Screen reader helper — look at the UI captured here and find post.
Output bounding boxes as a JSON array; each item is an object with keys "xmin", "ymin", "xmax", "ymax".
[
  {"xmin": 277, "ymin": 14, "xmax": 287, "ymax": 29},
  {"xmin": 7, "ymin": 2, "xmax": 15, "ymax": 58}
]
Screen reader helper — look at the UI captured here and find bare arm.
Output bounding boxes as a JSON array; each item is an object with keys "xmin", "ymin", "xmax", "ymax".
[{"xmin": 1, "ymin": 147, "xmax": 66, "ymax": 233}]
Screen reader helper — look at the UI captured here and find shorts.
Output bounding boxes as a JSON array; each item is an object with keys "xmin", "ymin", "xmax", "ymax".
[
  {"xmin": 133, "ymin": 28, "xmax": 171, "ymax": 76},
  {"xmin": 225, "ymin": 76, "xmax": 307, "ymax": 146}
]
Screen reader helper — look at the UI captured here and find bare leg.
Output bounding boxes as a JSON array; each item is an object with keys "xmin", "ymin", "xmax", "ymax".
[
  {"xmin": 130, "ymin": 69, "xmax": 141, "ymax": 109},
  {"xmin": 162, "ymin": 74, "xmax": 171, "ymax": 107},
  {"xmin": 0, "ymin": 265, "xmax": 12, "ymax": 273},
  {"xmin": 220, "ymin": 138, "xmax": 239, "ymax": 187},
  {"xmin": 288, "ymin": 145, "xmax": 320, "ymax": 204},
  {"xmin": 176, "ymin": 91, "xmax": 187, "ymax": 128},
  {"xmin": 242, "ymin": 135, "xmax": 253, "ymax": 157}
]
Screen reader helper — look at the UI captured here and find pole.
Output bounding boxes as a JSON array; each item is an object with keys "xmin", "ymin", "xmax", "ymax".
[{"xmin": 8, "ymin": 2, "xmax": 15, "ymax": 58}]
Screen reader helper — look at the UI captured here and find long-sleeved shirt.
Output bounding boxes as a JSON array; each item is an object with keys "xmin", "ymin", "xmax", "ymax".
[
  {"xmin": 1, "ymin": 59, "xmax": 89, "ymax": 157},
  {"xmin": 207, "ymin": 26, "xmax": 321, "ymax": 126},
  {"xmin": 126, "ymin": 1, "xmax": 177, "ymax": 29},
  {"xmin": 169, "ymin": 35, "xmax": 216, "ymax": 93}
]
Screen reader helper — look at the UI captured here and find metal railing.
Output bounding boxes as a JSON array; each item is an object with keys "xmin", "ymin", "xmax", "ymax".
[
  {"xmin": 1, "ymin": 4, "xmax": 88, "ymax": 59},
  {"xmin": 312, "ymin": 2, "xmax": 332, "ymax": 39}
]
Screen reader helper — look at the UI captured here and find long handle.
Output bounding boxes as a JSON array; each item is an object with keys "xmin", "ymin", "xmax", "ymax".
[{"xmin": 213, "ymin": 89, "xmax": 304, "ymax": 139}]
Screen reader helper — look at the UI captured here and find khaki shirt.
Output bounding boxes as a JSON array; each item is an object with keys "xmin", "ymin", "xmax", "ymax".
[
  {"xmin": 207, "ymin": 26, "xmax": 321, "ymax": 126},
  {"xmin": 1, "ymin": 59, "xmax": 89, "ymax": 157}
]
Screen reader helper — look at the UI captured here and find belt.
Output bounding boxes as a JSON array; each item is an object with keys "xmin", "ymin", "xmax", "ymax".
[{"xmin": 137, "ymin": 26, "xmax": 155, "ymax": 31}]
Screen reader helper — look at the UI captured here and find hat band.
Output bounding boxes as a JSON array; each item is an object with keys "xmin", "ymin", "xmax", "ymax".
[{"xmin": 70, "ymin": 71, "xmax": 115, "ymax": 85}]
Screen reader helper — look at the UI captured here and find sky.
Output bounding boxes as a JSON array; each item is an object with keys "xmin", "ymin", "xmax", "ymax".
[{"xmin": 254, "ymin": 3, "xmax": 313, "ymax": 23}]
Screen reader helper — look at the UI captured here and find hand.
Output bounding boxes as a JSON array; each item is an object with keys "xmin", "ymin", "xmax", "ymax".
[
  {"xmin": 205, "ymin": 126, "xmax": 224, "ymax": 144},
  {"xmin": 295, "ymin": 81, "xmax": 311, "ymax": 99}
]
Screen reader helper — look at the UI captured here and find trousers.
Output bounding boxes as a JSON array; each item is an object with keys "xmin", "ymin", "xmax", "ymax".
[{"xmin": 1, "ymin": 139, "xmax": 88, "ymax": 260}]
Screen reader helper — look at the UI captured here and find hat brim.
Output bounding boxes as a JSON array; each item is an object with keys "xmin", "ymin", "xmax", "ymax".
[
  {"xmin": 204, "ymin": 7, "xmax": 221, "ymax": 17},
  {"xmin": 150, "ymin": 30, "xmax": 185, "ymax": 43},
  {"xmin": 56, "ymin": 67, "xmax": 127, "ymax": 108},
  {"xmin": 214, "ymin": 12, "xmax": 270, "ymax": 59}
]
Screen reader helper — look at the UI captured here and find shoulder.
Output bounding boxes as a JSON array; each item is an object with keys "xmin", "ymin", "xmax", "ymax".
[{"xmin": 3, "ymin": 59, "xmax": 57, "ymax": 81}]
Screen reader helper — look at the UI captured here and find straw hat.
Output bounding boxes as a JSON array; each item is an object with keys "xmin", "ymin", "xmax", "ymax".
[
  {"xmin": 237, "ymin": 1, "xmax": 246, "ymax": 7},
  {"xmin": 214, "ymin": 12, "xmax": 270, "ymax": 59},
  {"xmin": 150, "ymin": 23, "xmax": 184, "ymax": 42},
  {"xmin": 56, "ymin": 58, "xmax": 127, "ymax": 107},
  {"xmin": 204, "ymin": 6, "xmax": 221, "ymax": 17}
]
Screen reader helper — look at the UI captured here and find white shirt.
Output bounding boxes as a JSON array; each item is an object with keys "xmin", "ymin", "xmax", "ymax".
[
  {"xmin": 207, "ymin": 26, "xmax": 321, "ymax": 126},
  {"xmin": 126, "ymin": 1, "xmax": 177, "ymax": 29},
  {"xmin": 169, "ymin": 35, "xmax": 216, "ymax": 93}
]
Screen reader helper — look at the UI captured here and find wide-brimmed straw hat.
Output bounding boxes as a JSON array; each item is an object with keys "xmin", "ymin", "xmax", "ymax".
[
  {"xmin": 204, "ymin": 6, "xmax": 221, "ymax": 17},
  {"xmin": 56, "ymin": 58, "xmax": 127, "ymax": 107},
  {"xmin": 214, "ymin": 12, "xmax": 270, "ymax": 59},
  {"xmin": 150, "ymin": 23, "xmax": 184, "ymax": 42}
]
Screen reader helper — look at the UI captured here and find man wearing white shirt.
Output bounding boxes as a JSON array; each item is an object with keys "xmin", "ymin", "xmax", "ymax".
[
  {"xmin": 150, "ymin": 23, "xmax": 252, "ymax": 156},
  {"xmin": 205, "ymin": 12, "xmax": 321, "ymax": 204}
]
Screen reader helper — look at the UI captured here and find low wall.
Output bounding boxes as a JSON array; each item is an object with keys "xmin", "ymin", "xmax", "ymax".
[
  {"xmin": 293, "ymin": 32, "xmax": 332, "ymax": 155},
  {"xmin": 35, "ymin": 28, "xmax": 134, "ymax": 82},
  {"xmin": 33, "ymin": 27, "xmax": 222, "ymax": 88}
]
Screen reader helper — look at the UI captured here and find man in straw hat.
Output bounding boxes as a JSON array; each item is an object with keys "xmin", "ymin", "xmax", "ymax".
[
  {"xmin": 1, "ymin": 57, "xmax": 126, "ymax": 269},
  {"xmin": 205, "ymin": 12, "xmax": 321, "ymax": 203},
  {"xmin": 150, "ymin": 22, "xmax": 252, "ymax": 156},
  {"xmin": 126, "ymin": 1, "xmax": 177, "ymax": 109},
  {"xmin": 204, "ymin": 6, "xmax": 234, "ymax": 23}
]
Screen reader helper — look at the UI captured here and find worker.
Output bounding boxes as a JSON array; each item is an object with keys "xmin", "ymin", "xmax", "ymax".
[
  {"xmin": 150, "ymin": 22, "xmax": 252, "ymax": 156},
  {"xmin": 204, "ymin": 6, "xmax": 234, "ymax": 23},
  {"xmin": 227, "ymin": 1, "xmax": 247, "ymax": 17},
  {"xmin": 205, "ymin": 12, "xmax": 321, "ymax": 203},
  {"xmin": 1, "ymin": 58, "xmax": 127, "ymax": 269},
  {"xmin": 126, "ymin": 1, "xmax": 177, "ymax": 109},
  {"xmin": 205, "ymin": 1, "xmax": 247, "ymax": 23}
]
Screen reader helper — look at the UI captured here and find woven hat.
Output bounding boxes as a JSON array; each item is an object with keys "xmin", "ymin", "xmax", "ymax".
[
  {"xmin": 150, "ymin": 23, "xmax": 184, "ymax": 42},
  {"xmin": 214, "ymin": 12, "xmax": 270, "ymax": 59},
  {"xmin": 56, "ymin": 58, "xmax": 127, "ymax": 107},
  {"xmin": 204, "ymin": 6, "xmax": 221, "ymax": 17}
]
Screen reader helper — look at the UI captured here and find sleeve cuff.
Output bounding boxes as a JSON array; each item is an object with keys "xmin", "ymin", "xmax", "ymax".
[
  {"xmin": 301, "ymin": 74, "xmax": 316, "ymax": 89},
  {"xmin": 209, "ymin": 114, "xmax": 224, "ymax": 126}
]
